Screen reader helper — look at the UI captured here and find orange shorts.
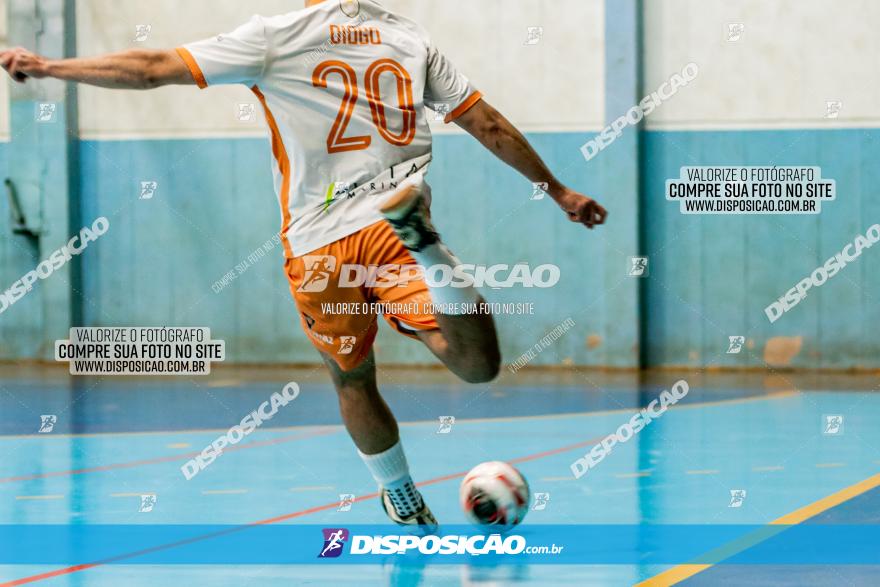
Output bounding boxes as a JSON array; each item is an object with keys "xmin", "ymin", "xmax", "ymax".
[{"xmin": 285, "ymin": 220, "xmax": 439, "ymax": 371}]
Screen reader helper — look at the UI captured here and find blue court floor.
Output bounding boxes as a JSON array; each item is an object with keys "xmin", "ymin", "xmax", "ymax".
[{"xmin": 0, "ymin": 366, "xmax": 878, "ymax": 586}]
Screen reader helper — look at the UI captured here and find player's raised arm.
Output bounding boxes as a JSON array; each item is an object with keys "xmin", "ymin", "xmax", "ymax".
[
  {"xmin": 0, "ymin": 47, "xmax": 194, "ymax": 89},
  {"xmin": 453, "ymin": 98, "xmax": 608, "ymax": 229}
]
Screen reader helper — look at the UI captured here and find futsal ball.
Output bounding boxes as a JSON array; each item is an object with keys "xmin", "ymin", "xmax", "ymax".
[{"xmin": 460, "ymin": 461, "xmax": 530, "ymax": 527}]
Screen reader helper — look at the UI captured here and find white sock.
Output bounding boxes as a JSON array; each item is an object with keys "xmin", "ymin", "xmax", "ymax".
[
  {"xmin": 359, "ymin": 442, "xmax": 424, "ymax": 517},
  {"xmin": 410, "ymin": 243, "xmax": 480, "ymax": 315}
]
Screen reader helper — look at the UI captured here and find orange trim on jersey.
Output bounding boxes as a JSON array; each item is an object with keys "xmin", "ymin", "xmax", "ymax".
[
  {"xmin": 252, "ymin": 86, "xmax": 295, "ymax": 258},
  {"xmin": 175, "ymin": 47, "xmax": 207, "ymax": 89},
  {"xmin": 444, "ymin": 90, "xmax": 484, "ymax": 123}
]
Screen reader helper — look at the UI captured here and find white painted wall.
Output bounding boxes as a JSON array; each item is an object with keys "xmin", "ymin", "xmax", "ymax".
[
  {"xmin": 76, "ymin": 0, "xmax": 270, "ymax": 139},
  {"xmin": 382, "ymin": 0, "xmax": 604, "ymax": 132},
  {"xmin": 644, "ymin": 0, "xmax": 880, "ymax": 129},
  {"xmin": 75, "ymin": 0, "xmax": 604, "ymax": 139}
]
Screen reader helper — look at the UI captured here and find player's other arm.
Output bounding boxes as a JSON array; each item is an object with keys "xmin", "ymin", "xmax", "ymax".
[
  {"xmin": 454, "ymin": 99, "xmax": 607, "ymax": 229},
  {"xmin": 0, "ymin": 47, "xmax": 194, "ymax": 89}
]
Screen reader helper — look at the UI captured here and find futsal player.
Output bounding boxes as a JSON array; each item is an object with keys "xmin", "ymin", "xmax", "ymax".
[{"xmin": 0, "ymin": 0, "xmax": 606, "ymax": 527}]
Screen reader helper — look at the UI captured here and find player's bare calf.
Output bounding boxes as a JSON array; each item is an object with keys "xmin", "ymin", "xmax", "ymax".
[{"xmin": 381, "ymin": 178, "xmax": 501, "ymax": 384}]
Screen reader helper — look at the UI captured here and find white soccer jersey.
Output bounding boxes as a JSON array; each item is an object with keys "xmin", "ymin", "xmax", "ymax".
[{"xmin": 177, "ymin": 0, "xmax": 482, "ymax": 258}]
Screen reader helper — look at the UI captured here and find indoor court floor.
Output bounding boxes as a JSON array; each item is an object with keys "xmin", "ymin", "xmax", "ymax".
[{"xmin": 1, "ymin": 365, "xmax": 879, "ymax": 586}]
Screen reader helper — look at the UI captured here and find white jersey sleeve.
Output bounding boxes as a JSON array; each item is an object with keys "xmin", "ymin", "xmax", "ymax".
[
  {"xmin": 423, "ymin": 43, "xmax": 482, "ymax": 123},
  {"xmin": 177, "ymin": 16, "xmax": 269, "ymax": 88}
]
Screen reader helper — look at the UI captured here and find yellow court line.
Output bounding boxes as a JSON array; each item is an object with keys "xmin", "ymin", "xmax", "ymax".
[
  {"xmin": 637, "ymin": 471, "xmax": 880, "ymax": 586},
  {"xmin": 686, "ymin": 469, "xmax": 720, "ymax": 475},
  {"xmin": 815, "ymin": 463, "xmax": 845, "ymax": 468},
  {"xmin": 752, "ymin": 465, "xmax": 784, "ymax": 472},
  {"xmin": 616, "ymin": 471, "xmax": 652, "ymax": 478},
  {"xmin": 540, "ymin": 476, "xmax": 577, "ymax": 482},
  {"xmin": 110, "ymin": 492, "xmax": 155, "ymax": 498},
  {"xmin": 201, "ymin": 489, "xmax": 248, "ymax": 495},
  {"xmin": 15, "ymin": 494, "xmax": 64, "ymax": 500}
]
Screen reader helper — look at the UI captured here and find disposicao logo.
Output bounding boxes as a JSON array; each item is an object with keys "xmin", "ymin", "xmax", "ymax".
[{"xmin": 319, "ymin": 528, "xmax": 349, "ymax": 558}]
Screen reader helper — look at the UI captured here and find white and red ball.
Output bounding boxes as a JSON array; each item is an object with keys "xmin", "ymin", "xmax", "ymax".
[{"xmin": 459, "ymin": 461, "xmax": 530, "ymax": 527}]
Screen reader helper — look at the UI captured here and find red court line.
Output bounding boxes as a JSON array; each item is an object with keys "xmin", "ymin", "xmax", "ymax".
[
  {"xmin": 0, "ymin": 428, "xmax": 338, "ymax": 484},
  {"xmin": 0, "ymin": 434, "xmax": 603, "ymax": 586}
]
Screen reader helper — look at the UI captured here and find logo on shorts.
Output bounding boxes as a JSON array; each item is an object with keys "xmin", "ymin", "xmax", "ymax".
[
  {"xmin": 298, "ymin": 256, "xmax": 337, "ymax": 293},
  {"xmin": 319, "ymin": 528, "xmax": 349, "ymax": 558},
  {"xmin": 303, "ymin": 313, "xmax": 316, "ymax": 330},
  {"xmin": 338, "ymin": 336, "xmax": 356, "ymax": 355}
]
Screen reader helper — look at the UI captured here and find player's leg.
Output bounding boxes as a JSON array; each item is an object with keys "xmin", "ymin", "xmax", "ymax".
[
  {"xmin": 320, "ymin": 349, "xmax": 396, "ymax": 454},
  {"xmin": 320, "ymin": 349, "xmax": 437, "ymax": 527},
  {"xmin": 285, "ymin": 248, "xmax": 436, "ymax": 528},
  {"xmin": 380, "ymin": 177, "xmax": 501, "ymax": 383},
  {"xmin": 415, "ymin": 305, "xmax": 500, "ymax": 384}
]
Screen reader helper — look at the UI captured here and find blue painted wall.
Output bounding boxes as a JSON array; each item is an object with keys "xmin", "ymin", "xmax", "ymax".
[
  {"xmin": 3, "ymin": 0, "xmax": 876, "ymax": 370},
  {"xmin": 643, "ymin": 128, "xmax": 880, "ymax": 369},
  {"xmin": 6, "ymin": 127, "xmax": 879, "ymax": 368},
  {"xmin": 77, "ymin": 132, "xmax": 636, "ymax": 367}
]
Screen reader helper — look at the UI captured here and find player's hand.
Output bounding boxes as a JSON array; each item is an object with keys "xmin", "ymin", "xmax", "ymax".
[
  {"xmin": 556, "ymin": 189, "xmax": 607, "ymax": 229},
  {"xmin": 0, "ymin": 47, "xmax": 48, "ymax": 83}
]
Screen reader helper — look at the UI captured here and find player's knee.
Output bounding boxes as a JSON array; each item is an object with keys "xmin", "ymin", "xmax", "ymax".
[
  {"xmin": 459, "ymin": 348, "xmax": 501, "ymax": 384},
  {"xmin": 465, "ymin": 365, "xmax": 500, "ymax": 384}
]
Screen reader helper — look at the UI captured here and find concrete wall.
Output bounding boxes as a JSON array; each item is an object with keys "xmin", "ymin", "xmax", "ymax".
[
  {"xmin": 1, "ymin": 0, "xmax": 876, "ymax": 369},
  {"xmin": 70, "ymin": 0, "xmax": 630, "ymax": 367}
]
